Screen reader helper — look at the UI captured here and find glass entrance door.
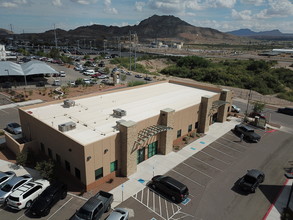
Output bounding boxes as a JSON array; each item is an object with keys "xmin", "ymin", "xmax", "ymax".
[
  {"xmin": 148, "ymin": 141, "xmax": 158, "ymax": 158},
  {"xmin": 137, "ymin": 147, "xmax": 145, "ymax": 164}
]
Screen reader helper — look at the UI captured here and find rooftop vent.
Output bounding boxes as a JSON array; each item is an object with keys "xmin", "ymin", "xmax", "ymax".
[
  {"xmin": 58, "ymin": 122, "xmax": 76, "ymax": 132},
  {"xmin": 113, "ymin": 108, "xmax": 126, "ymax": 118},
  {"xmin": 63, "ymin": 99, "xmax": 75, "ymax": 108}
]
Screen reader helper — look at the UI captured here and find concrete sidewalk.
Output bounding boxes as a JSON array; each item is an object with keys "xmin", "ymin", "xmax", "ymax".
[{"xmin": 110, "ymin": 116, "xmax": 242, "ymax": 207}]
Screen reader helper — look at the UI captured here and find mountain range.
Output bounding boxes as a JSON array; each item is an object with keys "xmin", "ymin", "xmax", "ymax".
[
  {"xmin": 226, "ymin": 28, "xmax": 293, "ymax": 40},
  {"xmin": 0, "ymin": 15, "xmax": 242, "ymax": 45}
]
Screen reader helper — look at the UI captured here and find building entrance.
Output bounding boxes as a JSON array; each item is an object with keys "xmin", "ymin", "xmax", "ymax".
[
  {"xmin": 137, "ymin": 147, "xmax": 145, "ymax": 164},
  {"xmin": 148, "ymin": 141, "xmax": 158, "ymax": 158}
]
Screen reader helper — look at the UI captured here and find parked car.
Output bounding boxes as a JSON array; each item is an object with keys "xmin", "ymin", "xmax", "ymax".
[
  {"xmin": 135, "ymin": 74, "xmax": 142, "ymax": 78},
  {"xmin": 106, "ymin": 207, "xmax": 129, "ymax": 220},
  {"xmin": 70, "ymin": 191, "xmax": 113, "ymax": 220},
  {"xmin": 29, "ymin": 182, "xmax": 67, "ymax": 216},
  {"xmin": 7, "ymin": 179, "xmax": 50, "ymax": 210},
  {"xmin": 98, "ymin": 74, "xmax": 109, "ymax": 79},
  {"xmin": 83, "ymin": 70, "xmax": 95, "ymax": 76},
  {"xmin": 231, "ymin": 105, "xmax": 241, "ymax": 113},
  {"xmin": 149, "ymin": 175, "xmax": 189, "ymax": 203},
  {"xmin": 6, "ymin": 122, "xmax": 22, "ymax": 134},
  {"xmin": 53, "ymin": 79, "xmax": 61, "ymax": 86},
  {"xmin": 0, "ymin": 171, "xmax": 16, "ymax": 187},
  {"xmin": 59, "ymin": 71, "xmax": 66, "ymax": 77},
  {"xmin": 83, "ymin": 79, "xmax": 91, "ymax": 84},
  {"xmin": 238, "ymin": 169, "xmax": 265, "ymax": 193},
  {"xmin": 233, "ymin": 124, "xmax": 261, "ymax": 142},
  {"xmin": 0, "ymin": 174, "xmax": 33, "ymax": 204},
  {"xmin": 278, "ymin": 107, "xmax": 293, "ymax": 116}
]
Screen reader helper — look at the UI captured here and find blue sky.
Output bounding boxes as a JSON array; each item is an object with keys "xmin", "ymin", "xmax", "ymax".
[{"xmin": 0, "ymin": 0, "xmax": 293, "ymax": 34}]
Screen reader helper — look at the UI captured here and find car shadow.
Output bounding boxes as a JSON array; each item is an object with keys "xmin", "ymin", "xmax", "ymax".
[{"xmin": 231, "ymin": 178, "xmax": 249, "ymax": 196}]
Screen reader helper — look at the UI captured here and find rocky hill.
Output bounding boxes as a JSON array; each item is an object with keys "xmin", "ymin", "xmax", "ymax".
[
  {"xmin": 3, "ymin": 15, "xmax": 243, "ymax": 45},
  {"xmin": 0, "ymin": 28, "xmax": 13, "ymax": 35}
]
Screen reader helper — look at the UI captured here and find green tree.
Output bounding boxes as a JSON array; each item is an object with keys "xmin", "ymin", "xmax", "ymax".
[
  {"xmin": 252, "ymin": 101, "xmax": 265, "ymax": 113},
  {"xmin": 35, "ymin": 160, "xmax": 55, "ymax": 182},
  {"xmin": 16, "ymin": 150, "xmax": 28, "ymax": 166}
]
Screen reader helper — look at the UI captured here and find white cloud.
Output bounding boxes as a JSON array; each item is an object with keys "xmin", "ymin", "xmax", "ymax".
[
  {"xmin": 70, "ymin": 0, "xmax": 90, "ymax": 5},
  {"xmin": 240, "ymin": 0, "xmax": 264, "ymax": 6},
  {"xmin": 207, "ymin": 0, "xmax": 236, "ymax": 8},
  {"xmin": 52, "ymin": 0, "xmax": 62, "ymax": 7},
  {"xmin": 0, "ymin": 0, "xmax": 27, "ymax": 7},
  {"xmin": 135, "ymin": 1, "xmax": 145, "ymax": 12},
  {"xmin": 232, "ymin": 9, "xmax": 252, "ymax": 20},
  {"xmin": 148, "ymin": 0, "xmax": 185, "ymax": 13},
  {"xmin": 256, "ymin": 0, "xmax": 293, "ymax": 18},
  {"xmin": 103, "ymin": 0, "xmax": 118, "ymax": 14}
]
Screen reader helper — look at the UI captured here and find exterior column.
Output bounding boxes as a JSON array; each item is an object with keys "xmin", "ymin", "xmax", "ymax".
[
  {"xmin": 198, "ymin": 95, "xmax": 213, "ymax": 133},
  {"xmin": 119, "ymin": 120, "xmax": 137, "ymax": 177},
  {"xmin": 159, "ymin": 108, "xmax": 175, "ymax": 155},
  {"xmin": 217, "ymin": 89, "xmax": 232, "ymax": 122}
]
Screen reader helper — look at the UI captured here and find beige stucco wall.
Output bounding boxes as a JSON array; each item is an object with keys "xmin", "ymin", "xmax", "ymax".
[{"xmin": 19, "ymin": 108, "xmax": 87, "ymax": 186}]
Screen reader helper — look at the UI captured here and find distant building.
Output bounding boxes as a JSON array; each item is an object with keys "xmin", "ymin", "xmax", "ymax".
[
  {"xmin": 0, "ymin": 45, "xmax": 6, "ymax": 61},
  {"xmin": 272, "ymin": 48, "xmax": 293, "ymax": 54}
]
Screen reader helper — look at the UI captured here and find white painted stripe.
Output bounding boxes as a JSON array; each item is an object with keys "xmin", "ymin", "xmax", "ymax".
[
  {"xmin": 207, "ymin": 145, "xmax": 237, "ymax": 159},
  {"xmin": 182, "ymin": 162, "xmax": 213, "ymax": 178},
  {"xmin": 199, "ymin": 150, "xmax": 231, "ymax": 165},
  {"xmin": 191, "ymin": 156, "xmax": 223, "ymax": 172},
  {"xmin": 47, "ymin": 197, "xmax": 73, "ymax": 220},
  {"xmin": 67, "ymin": 192, "xmax": 88, "ymax": 201},
  {"xmin": 165, "ymin": 198, "xmax": 169, "ymax": 219},
  {"xmin": 171, "ymin": 169, "xmax": 205, "ymax": 187},
  {"xmin": 215, "ymin": 140, "xmax": 245, "ymax": 153},
  {"xmin": 159, "ymin": 194, "xmax": 162, "ymax": 217},
  {"xmin": 220, "ymin": 136, "xmax": 248, "ymax": 148}
]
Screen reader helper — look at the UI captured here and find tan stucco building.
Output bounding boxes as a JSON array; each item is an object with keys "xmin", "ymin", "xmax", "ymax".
[{"xmin": 11, "ymin": 80, "xmax": 231, "ymax": 191}]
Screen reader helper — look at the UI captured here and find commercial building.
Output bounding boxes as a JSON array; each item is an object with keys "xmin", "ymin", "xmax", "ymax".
[{"xmin": 6, "ymin": 80, "xmax": 232, "ymax": 191}]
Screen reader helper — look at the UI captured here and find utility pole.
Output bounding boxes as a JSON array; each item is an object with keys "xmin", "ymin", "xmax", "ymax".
[
  {"xmin": 54, "ymin": 24, "xmax": 58, "ymax": 49},
  {"xmin": 129, "ymin": 31, "xmax": 132, "ymax": 71}
]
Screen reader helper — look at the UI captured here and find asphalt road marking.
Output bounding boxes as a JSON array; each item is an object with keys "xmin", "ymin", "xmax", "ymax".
[
  {"xmin": 171, "ymin": 169, "xmax": 205, "ymax": 187},
  {"xmin": 199, "ymin": 150, "xmax": 231, "ymax": 165},
  {"xmin": 68, "ymin": 192, "xmax": 88, "ymax": 201},
  {"xmin": 47, "ymin": 196, "xmax": 73, "ymax": 220},
  {"xmin": 182, "ymin": 162, "xmax": 213, "ymax": 178},
  {"xmin": 219, "ymin": 136, "xmax": 248, "ymax": 148},
  {"xmin": 191, "ymin": 156, "xmax": 223, "ymax": 172},
  {"xmin": 214, "ymin": 140, "xmax": 244, "ymax": 153},
  {"xmin": 208, "ymin": 145, "xmax": 237, "ymax": 159}
]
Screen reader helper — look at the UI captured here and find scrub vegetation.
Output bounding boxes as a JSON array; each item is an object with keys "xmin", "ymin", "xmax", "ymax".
[{"xmin": 160, "ymin": 56, "xmax": 293, "ymax": 101}]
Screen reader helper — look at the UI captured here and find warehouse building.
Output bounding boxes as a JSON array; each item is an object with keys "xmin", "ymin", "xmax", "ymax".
[{"xmin": 7, "ymin": 80, "xmax": 232, "ymax": 191}]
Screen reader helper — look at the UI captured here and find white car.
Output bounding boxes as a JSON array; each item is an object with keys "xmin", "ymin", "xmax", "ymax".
[
  {"xmin": 7, "ymin": 179, "xmax": 50, "ymax": 210},
  {"xmin": 83, "ymin": 79, "xmax": 91, "ymax": 84},
  {"xmin": 107, "ymin": 208, "xmax": 129, "ymax": 220},
  {"xmin": 59, "ymin": 71, "xmax": 66, "ymax": 77},
  {"xmin": 83, "ymin": 70, "xmax": 95, "ymax": 76},
  {"xmin": 0, "ymin": 171, "xmax": 16, "ymax": 187},
  {"xmin": 231, "ymin": 105, "xmax": 241, "ymax": 113}
]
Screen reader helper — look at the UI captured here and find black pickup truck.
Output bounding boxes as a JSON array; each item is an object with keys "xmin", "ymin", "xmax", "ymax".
[
  {"xmin": 238, "ymin": 169, "xmax": 265, "ymax": 193},
  {"xmin": 70, "ymin": 191, "xmax": 113, "ymax": 220},
  {"xmin": 234, "ymin": 124, "xmax": 261, "ymax": 142}
]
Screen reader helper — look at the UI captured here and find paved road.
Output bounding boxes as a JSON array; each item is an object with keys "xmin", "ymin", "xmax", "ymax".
[{"xmin": 233, "ymin": 99, "xmax": 293, "ymax": 133}]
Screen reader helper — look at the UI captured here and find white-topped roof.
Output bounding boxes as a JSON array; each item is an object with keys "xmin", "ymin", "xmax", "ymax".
[{"xmin": 25, "ymin": 82, "xmax": 217, "ymax": 145}]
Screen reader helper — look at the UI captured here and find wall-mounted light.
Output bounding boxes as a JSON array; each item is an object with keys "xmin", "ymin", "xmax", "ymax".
[
  {"xmin": 68, "ymin": 148, "xmax": 72, "ymax": 152},
  {"xmin": 87, "ymin": 156, "xmax": 92, "ymax": 161},
  {"xmin": 104, "ymin": 149, "xmax": 108, "ymax": 154}
]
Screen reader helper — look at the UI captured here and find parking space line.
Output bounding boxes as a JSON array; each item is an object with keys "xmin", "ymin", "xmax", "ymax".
[
  {"xmin": 68, "ymin": 192, "xmax": 88, "ymax": 201},
  {"xmin": 220, "ymin": 136, "xmax": 248, "ymax": 148},
  {"xmin": 182, "ymin": 162, "xmax": 213, "ymax": 178},
  {"xmin": 165, "ymin": 199, "xmax": 169, "ymax": 219},
  {"xmin": 191, "ymin": 156, "xmax": 223, "ymax": 172},
  {"xmin": 0, "ymin": 109, "xmax": 9, "ymax": 113},
  {"xmin": 199, "ymin": 151, "xmax": 231, "ymax": 165},
  {"xmin": 214, "ymin": 140, "xmax": 244, "ymax": 153},
  {"xmin": 208, "ymin": 145, "xmax": 237, "ymax": 159},
  {"xmin": 147, "ymin": 187, "xmax": 150, "ymax": 207},
  {"xmin": 17, "ymin": 213, "xmax": 25, "ymax": 220},
  {"xmin": 47, "ymin": 196, "xmax": 73, "ymax": 220},
  {"xmin": 171, "ymin": 169, "xmax": 205, "ymax": 187},
  {"xmin": 159, "ymin": 195, "xmax": 162, "ymax": 217}
]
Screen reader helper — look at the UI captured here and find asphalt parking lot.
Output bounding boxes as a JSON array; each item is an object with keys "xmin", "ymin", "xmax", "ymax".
[{"xmin": 117, "ymin": 127, "xmax": 293, "ymax": 220}]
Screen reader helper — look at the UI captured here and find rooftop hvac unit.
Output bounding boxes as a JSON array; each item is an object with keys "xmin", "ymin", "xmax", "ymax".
[
  {"xmin": 63, "ymin": 99, "xmax": 75, "ymax": 108},
  {"xmin": 58, "ymin": 122, "xmax": 76, "ymax": 132},
  {"xmin": 113, "ymin": 108, "xmax": 126, "ymax": 118}
]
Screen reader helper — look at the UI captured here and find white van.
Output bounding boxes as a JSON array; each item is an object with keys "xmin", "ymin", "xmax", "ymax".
[{"xmin": 59, "ymin": 71, "xmax": 66, "ymax": 77}]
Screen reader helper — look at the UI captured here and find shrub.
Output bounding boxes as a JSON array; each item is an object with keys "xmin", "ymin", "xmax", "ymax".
[
  {"xmin": 35, "ymin": 160, "xmax": 56, "ymax": 182},
  {"xmin": 190, "ymin": 132, "xmax": 196, "ymax": 138}
]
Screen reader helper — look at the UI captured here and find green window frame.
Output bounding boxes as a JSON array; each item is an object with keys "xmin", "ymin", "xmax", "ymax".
[
  {"xmin": 188, "ymin": 124, "xmax": 192, "ymax": 132},
  {"xmin": 95, "ymin": 167, "xmax": 103, "ymax": 180},
  {"xmin": 177, "ymin": 129, "xmax": 182, "ymax": 138},
  {"xmin": 110, "ymin": 160, "xmax": 118, "ymax": 173}
]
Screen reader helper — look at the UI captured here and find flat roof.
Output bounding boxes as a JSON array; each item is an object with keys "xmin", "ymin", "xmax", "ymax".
[{"xmin": 25, "ymin": 82, "xmax": 217, "ymax": 145}]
